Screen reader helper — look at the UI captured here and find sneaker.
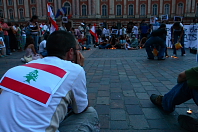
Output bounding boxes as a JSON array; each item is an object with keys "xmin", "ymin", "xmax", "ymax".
[
  {"xmin": 147, "ymin": 57, "xmax": 154, "ymax": 60},
  {"xmin": 181, "ymin": 54, "xmax": 186, "ymax": 56},
  {"xmin": 20, "ymin": 58, "xmax": 26, "ymax": 62},
  {"xmin": 178, "ymin": 115, "xmax": 198, "ymax": 132},
  {"xmin": 172, "ymin": 54, "xmax": 177, "ymax": 57},
  {"xmin": 150, "ymin": 94, "xmax": 163, "ymax": 107}
]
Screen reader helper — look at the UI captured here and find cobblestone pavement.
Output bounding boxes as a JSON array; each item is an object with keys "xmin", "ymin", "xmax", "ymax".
[{"xmin": 0, "ymin": 48, "xmax": 197, "ymax": 131}]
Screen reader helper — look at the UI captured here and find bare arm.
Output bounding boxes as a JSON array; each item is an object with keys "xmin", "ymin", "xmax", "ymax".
[{"xmin": 177, "ymin": 71, "xmax": 187, "ymax": 83}]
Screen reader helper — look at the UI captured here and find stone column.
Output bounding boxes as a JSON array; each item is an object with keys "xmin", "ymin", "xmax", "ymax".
[
  {"xmin": 191, "ymin": 0, "xmax": 195, "ymax": 13},
  {"xmin": 76, "ymin": 0, "xmax": 79, "ymax": 16},
  {"xmin": 72, "ymin": 0, "xmax": 75, "ymax": 15},
  {"xmin": 92, "ymin": 0, "xmax": 96, "ymax": 15},
  {"xmin": 36, "ymin": 0, "xmax": 41, "ymax": 17},
  {"xmin": 54, "ymin": 0, "xmax": 58, "ymax": 17},
  {"xmin": 42, "ymin": 0, "xmax": 47, "ymax": 18},
  {"xmin": 148, "ymin": 0, "xmax": 151, "ymax": 14},
  {"xmin": 171, "ymin": 0, "xmax": 176, "ymax": 17},
  {"xmin": 135, "ymin": 0, "xmax": 139, "ymax": 18},
  {"xmin": 13, "ymin": 0, "xmax": 18, "ymax": 18},
  {"xmin": 159, "ymin": 0, "xmax": 163, "ymax": 14},
  {"xmin": 88, "ymin": 0, "xmax": 91, "ymax": 15},
  {"xmin": 3, "ymin": 0, "xmax": 8, "ymax": 19}
]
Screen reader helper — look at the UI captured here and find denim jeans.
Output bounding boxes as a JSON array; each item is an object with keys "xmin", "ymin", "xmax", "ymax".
[
  {"xmin": 145, "ymin": 36, "xmax": 166, "ymax": 59},
  {"xmin": 99, "ymin": 44, "xmax": 111, "ymax": 49},
  {"xmin": 172, "ymin": 34, "xmax": 185, "ymax": 55},
  {"xmin": 21, "ymin": 36, "xmax": 26, "ymax": 50},
  {"xmin": 162, "ymin": 81, "xmax": 198, "ymax": 113},
  {"xmin": 4, "ymin": 35, "xmax": 10, "ymax": 55},
  {"xmin": 86, "ymin": 35, "xmax": 91, "ymax": 48},
  {"xmin": 31, "ymin": 34, "xmax": 38, "ymax": 52}
]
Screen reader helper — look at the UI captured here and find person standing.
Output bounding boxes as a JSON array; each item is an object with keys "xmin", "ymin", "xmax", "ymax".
[
  {"xmin": 1, "ymin": 17, "xmax": 11, "ymax": 55},
  {"xmin": 27, "ymin": 15, "xmax": 40, "ymax": 52},
  {"xmin": 85, "ymin": 23, "xmax": 92, "ymax": 50}
]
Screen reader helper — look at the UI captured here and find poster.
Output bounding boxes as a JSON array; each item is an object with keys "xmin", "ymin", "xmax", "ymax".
[
  {"xmin": 161, "ymin": 14, "xmax": 168, "ymax": 21},
  {"xmin": 62, "ymin": 17, "xmax": 68, "ymax": 23},
  {"xmin": 150, "ymin": 16, "xmax": 156, "ymax": 24}
]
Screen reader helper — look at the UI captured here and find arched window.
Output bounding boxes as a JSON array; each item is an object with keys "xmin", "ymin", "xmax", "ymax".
[
  {"xmin": 48, "ymin": 0, "xmax": 53, "ymax": 2},
  {"xmin": 164, "ymin": 4, "xmax": 170, "ymax": 15},
  {"xmin": 152, "ymin": 4, "xmax": 158, "ymax": 15},
  {"xmin": 178, "ymin": 3, "xmax": 184, "ymax": 15},
  {"xmin": 64, "ymin": 2, "xmax": 71, "ymax": 15},
  {"xmin": 0, "ymin": 0, "xmax": 3, "ymax": 5},
  {"xmin": 32, "ymin": 7, "xmax": 36, "ymax": 16},
  {"xmin": 8, "ymin": 0, "xmax": 13, "ymax": 5},
  {"xmin": 102, "ymin": 5, "xmax": 107, "ymax": 16},
  {"xmin": 18, "ymin": 0, "xmax": 24, "ymax": 5},
  {"xmin": 140, "ymin": 4, "xmax": 146, "ymax": 15},
  {"xmin": 0, "ymin": 9, "xmax": 3, "ymax": 17},
  {"xmin": 31, "ymin": 0, "xmax": 35, "ymax": 4},
  {"xmin": 9, "ymin": 9, "xmax": 14, "ymax": 19},
  {"xmin": 82, "ymin": 5, "xmax": 87, "ymax": 16},
  {"xmin": 19, "ymin": 8, "xmax": 24, "ymax": 19},
  {"xmin": 116, "ymin": 5, "xmax": 122, "ymax": 16},
  {"xmin": 128, "ymin": 4, "xmax": 134, "ymax": 15}
]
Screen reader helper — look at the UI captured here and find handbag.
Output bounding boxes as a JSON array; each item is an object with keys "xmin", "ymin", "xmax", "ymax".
[{"xmin": 24, "ymin": 55, "xmax": 33, "ymax": 63}]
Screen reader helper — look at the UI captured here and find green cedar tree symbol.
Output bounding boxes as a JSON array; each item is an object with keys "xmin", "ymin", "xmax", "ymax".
[{"xmin": 24, "ymin": 70, "xmax": 39, "ymax": 84}]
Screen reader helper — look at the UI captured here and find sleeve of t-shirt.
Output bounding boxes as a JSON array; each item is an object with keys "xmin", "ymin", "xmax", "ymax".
[
  {"xmin": 71, "ymin": 69, "xmax": 88, "ymax": 113},
  {"xmin": 185, "ymin": 67, "xmax": 198, "ymax": 87}
]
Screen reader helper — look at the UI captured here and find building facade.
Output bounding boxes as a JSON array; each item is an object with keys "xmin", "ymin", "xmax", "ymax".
[{"xmin": 0, "ymin": 0, "xmax": 198, "ymax": 28}]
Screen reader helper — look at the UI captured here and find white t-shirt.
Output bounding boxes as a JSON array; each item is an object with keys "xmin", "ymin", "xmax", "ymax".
[
  {"xmin": 132, "ymin": 26, "xmax": 139, "ymax": 35},
  {"xmin": 0, "ymin": 57, "xmax": 88, "ymax": 132},
  {"xmin": 39, "ymin": 40, "xmax": 46, "ymax": 53}
]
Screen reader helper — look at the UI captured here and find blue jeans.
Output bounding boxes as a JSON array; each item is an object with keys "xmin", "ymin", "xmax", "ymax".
[
  {"xmin": 99, "ymin": 44, "xmax": 111, "ymax": 49},
  {"xmin": 21, "ymin": 36, "xmax": 26, "ymax": 50},
  {"xmin": 145, "ymin": 36, "xmax": 166, "ymax": 59},
  {"xmin": 4, "ymin": 35, "xmax": 10, "ymax": 55},
  {"xmin": 31, "ymin": 34, "xmax": 38, "ymax": 52},
  {"xmin": 162, "ymin": 81, "xmax": 198, "ymax": 113},
  {"xmin": 172, "ymin": 34, "xmax": 185, "ymax": 55},
  {"xmin": 86, "ymin": 35, "xmax": 91, "ymax": 48}
]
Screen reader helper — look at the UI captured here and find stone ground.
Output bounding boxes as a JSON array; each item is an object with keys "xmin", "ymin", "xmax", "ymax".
[{"xmin": 0, "ymin": 47, "xmax": 197, "ymax": 132}]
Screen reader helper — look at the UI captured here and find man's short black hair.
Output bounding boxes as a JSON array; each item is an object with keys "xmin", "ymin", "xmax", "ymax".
[{"xmin": 46, "ymin": 30, "xmax": 76, "ymax": 59}]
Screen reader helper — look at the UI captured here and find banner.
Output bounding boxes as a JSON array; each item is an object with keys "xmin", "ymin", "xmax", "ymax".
[{"xmin": 154, "ymin": 24, "xmax": 198, "ymax": 48}]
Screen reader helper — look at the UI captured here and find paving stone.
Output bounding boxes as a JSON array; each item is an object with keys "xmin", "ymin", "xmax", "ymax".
[
  {"xmin": 97, "ymin": 97, "xmax": 109, "ymax": 105},
  {"xmin": 124, "ymin": 97, "xmax": 139, "ymax": 105},
  {"xmin": 99, "ymin": 115, "xmax": 109, "ymax": 129},
  {"xmin": 141, "ymin": 82, "xmax": 152, "ymax": 86},
  {"xmin": 110, "ymin": 109, "xmax": 126, "ymax": 120},
  {"xmin": 142, "ymin": 108, "xmax": 163, "ymax": 119},
  {"xmin": 88, "ymin": 93, "xmax": 96, "ymax": 99},
  {"xmin": 126, "ymin": 105, "xmax": 144, "ymax": 115},
  {"xmin": 139, "ymin": 100, "xmax": 155, "ymax": 108},
  {"xmin": 123, "ymin": 90, "xmax": 135, "ymax": 96},
  {"xmin": 110, "ymin": 88, "xmax": 122, "ymax": 92},
  {"xmin": 110, "ymin": 92, "xmax": 123, "ymax": 100},
  {"xmin": 147, "ymin": 119, "xmax": 170, "ymax": 129},
  {"xmin": 98, "ymin": 91, "xmax": 110, "ymax": 97},
  {"xmin": 110, "ymin": 100, "xmax": 124, "ymax": 108},
  {"xmin": 136, "ymin": 93, "xmax": 150, "ymax": 99},
  {"xmin": 129, "ymin": 115, "xmax": 149, "ymax": 129},
  {"xmin": 95, "ymin": 105, "xmax": 110, "ymax": 115},
  {"xmin": 110, "ymin": 121, "xmax": 129, "ymax": 130}
]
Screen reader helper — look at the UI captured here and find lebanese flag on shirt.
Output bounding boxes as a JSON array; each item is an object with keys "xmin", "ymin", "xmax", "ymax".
[
  {"xmin": 0, "ymin": 63, "xmax": 68, "ymax": 107},
  {"xmin": 90, "ymin": 24, "xmax": 98, "ymax": 43},
  {"xmin": 47, "ymin": 3, "xmax": 58, "ymax": 34}
]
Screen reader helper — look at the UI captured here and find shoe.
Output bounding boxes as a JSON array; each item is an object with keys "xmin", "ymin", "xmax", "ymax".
[
  {"xmin": 158, "ymin": 57, "xmax": 166, "ymax": 60},
  {"xmin": 20, "ymin": 58, "xmax": 26, "ymax": 63},
  {"xmin": 150, "ymin": 94, "xmax": 163, "ymax": 108},
  {"xmin": 147, "ymin": 57, "xmax": 154, "ymax": 60},
  {"xmin": 172, "ymin": 54, "xmax": 177, "ymax": 57},
  {"xmin": 181, "ymin": 54, "xmax": 186, "ymax": 56},
  {"xmin": 178, "ymin": 115, "xmax": 198, "ymax": 132}
]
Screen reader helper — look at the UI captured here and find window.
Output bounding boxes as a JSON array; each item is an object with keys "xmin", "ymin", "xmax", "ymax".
[
  {"xmin": 64, "ymin": 2, "xmax": 71, "ymax": 15},
  {"xmin": 152, "ymin": 4, "xmax": 158, "ymax": 15},
  {"xmin": 18, "ymin": 0, "xmax": 24, "ymax": 5},
  {"xmin": 140, "ymin": 4, "xmax": 146, "ymax": 15},
  {"xmin": 32, "ymin": 7, "xmax": 36, "ymax": 16},
  {"xmin": 128, "ymin": 4, "xmax": 134, "ymax": 15},
  {"xmin": 48, "ymin": 0, "xmax": 53, "ymax": 2},
  {"xmin": 0, "ymin": 0, "xmax": 2, "ymax": 6},
  {"xmin": 116, "ymin": 5, "xmax": 122, "ymax": 16},
  {"xmin": 82, "ymin": 5, "xmax": 87, "ymax": 16},
  {"xmin": 164, "ymin": 4, "xmax": 170, "ymax": 15},
  {"xmin": 0, "ymin": 9, "xmax": 3, "ymax": 17},
  {"xmin": 31, "ymin": 0, "xmax": 36, "ymax": 4},
  {"xmin": 8, "ymin": 0, "xmax": 13, "ymax": 5},
  {"xmin": 102, "ymin": 5, "xmax": 107, "ymax": 16},
  {"xmin": 19, "ymin": 8, "xmax": 24, "ymax": 19},
  {"xmin": 9, "ymin": 9, "xmax": 14, "ymax": 19},
  {"xmin": 178, "ymin": 3, "xmax": 184, "ymax": 15}
]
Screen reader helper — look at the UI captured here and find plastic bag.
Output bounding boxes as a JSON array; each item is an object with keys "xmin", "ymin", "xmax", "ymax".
[
  {"xmin": 152, "ymin": 48, "xmax": 158, "ymax": 56},
  {"xmin": 175, "ymin": 42, "xmax": 183, "ymax": 50}
]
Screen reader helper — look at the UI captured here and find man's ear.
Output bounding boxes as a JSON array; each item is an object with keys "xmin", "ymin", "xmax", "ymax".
[{"xmin": 65, "ymin": 48, "xmax": 74, "ymax": 60}]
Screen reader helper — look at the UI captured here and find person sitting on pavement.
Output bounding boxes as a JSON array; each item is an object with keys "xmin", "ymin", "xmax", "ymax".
[
  {"xmin": 0, "ymin": 30, "xmax": 100, "ymax": 132},
  {"xmin": 130, "ymin": 34, "xmax": 139, "ymax": 49},
  {"xmin": 98, "ymin": 36, "xmax": 111, "ymax": 49},
  {"xmin": 150, "ymin": 66, "xmax": 198, "ymax": 132},
  {"xmin": 145, "ymin": 23, "xmax": 167, "ymax": 60},
  {"xmin": 125, "ymin": 39, "xmax": 137, "ymax": 50},
  {"xmin": 21, "ymin": 35, "xmax": 42, "ymax": 63},
  {"xmin": 39, "ymin": 33, "xmax": 49, "ymax": 57}
]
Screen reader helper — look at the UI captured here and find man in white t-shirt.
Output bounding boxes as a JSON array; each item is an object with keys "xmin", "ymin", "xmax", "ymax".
[{"xmin": 0, "ymin": 30, "xmax": 99, "ymax": 132}]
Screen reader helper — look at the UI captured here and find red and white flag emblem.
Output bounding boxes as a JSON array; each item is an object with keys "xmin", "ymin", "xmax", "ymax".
[{"xmin": 0, "ymin": 63, "xmax": 68, "ymax": 107}]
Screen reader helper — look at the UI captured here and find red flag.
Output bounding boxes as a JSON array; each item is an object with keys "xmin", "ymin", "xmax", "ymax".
[
  {"xmin": 47, "ymin": 3, "xmax": 58, "ymax": 33},
  {"xmin": 90, "ymin": 24, "xmax": 98, "ymax": 42}
]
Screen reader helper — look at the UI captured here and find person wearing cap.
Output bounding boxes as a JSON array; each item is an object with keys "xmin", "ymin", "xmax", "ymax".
[
  {"xmin": 145, "ymin": 23, "xmax": 167, "ymax": 60},
  {"xmin": 78, "ymin": 23, "xmax": 85, "ymax": 37}
]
